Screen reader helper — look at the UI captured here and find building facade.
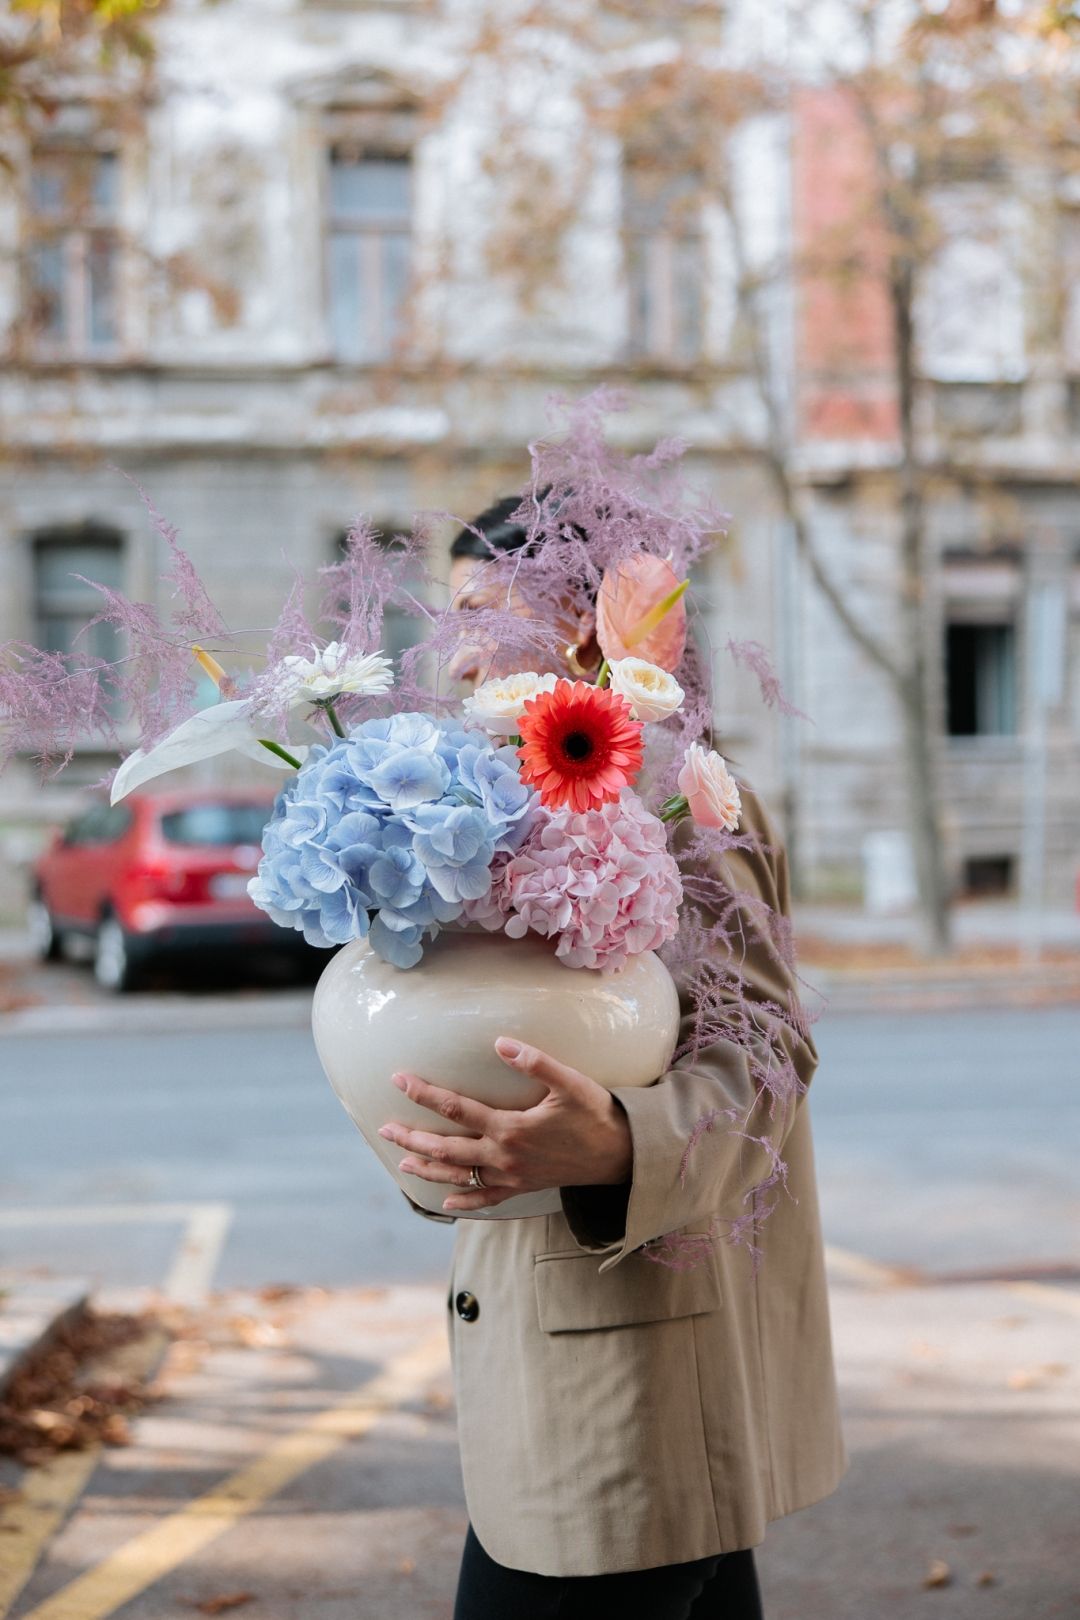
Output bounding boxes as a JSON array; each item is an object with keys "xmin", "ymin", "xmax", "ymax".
[{"xmin": 0, "ymin": 0, "xmax": 1077, "ymax": 918}]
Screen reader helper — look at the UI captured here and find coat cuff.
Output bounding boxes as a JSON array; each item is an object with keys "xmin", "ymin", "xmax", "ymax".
[
  {"xmin": 560, "ymin": 1179, "xmax": 632, "ymax": 1252},
  {"xmin": 400, "ymin": 1189, "xmax": 457, "ymax": 1225}
]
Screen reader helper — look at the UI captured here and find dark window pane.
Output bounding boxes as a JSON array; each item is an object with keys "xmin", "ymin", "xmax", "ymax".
[
  {"xmin": 30, "ymin": 158, "xmax": 66, "ymax": 217},
  {"xmin": 34, "ymin": 536, "xmax": 124, "ymax": 664},
  {"xmin": 87, "ymin": 235, "xmax": 118, "ymax": 347},
  {"xmin": 160, "ymin": 805, "xmax": 271, "ymax": 847},
  {"xmin": 27, "ymin": 241, "xmax": 66, "ymax": 341},
  {"xmin": 93, "ymin": 153, "xmax": 120, "ymax": 217},
  {"xmin": 945, "ymin": 622, "xmax": 1016, "ymax": 736},
  {"xmin": 329, "ymin": 154, "xmax": 410, "ymax": 221},
  {"xmin": 329, "ymin": 232, "xmax": 363, "ymax": 360},
  {"xmin": 381, "ymin": 230, "xmax": 410, "ymax": 345}
]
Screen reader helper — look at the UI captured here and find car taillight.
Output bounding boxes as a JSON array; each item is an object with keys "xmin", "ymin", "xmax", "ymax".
[{"xmin": 125, "ymin": 865, "xmax": 212, "ymax": 904}]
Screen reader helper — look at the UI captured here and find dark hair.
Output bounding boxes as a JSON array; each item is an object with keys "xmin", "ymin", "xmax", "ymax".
[{"xmin": 450, "ymin": 496, "xmax": 535, "ymax": 561}]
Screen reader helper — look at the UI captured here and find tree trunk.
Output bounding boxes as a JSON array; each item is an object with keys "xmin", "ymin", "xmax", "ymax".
[
  {"xmin": 898, "ymin": 666, "xmax": 952, "ymax": 955},
  {"xmin": 890, "ymin": 255, "xmax": 953, "ymax": 956}
]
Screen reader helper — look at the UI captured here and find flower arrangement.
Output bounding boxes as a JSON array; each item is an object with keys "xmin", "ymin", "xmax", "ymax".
[{"xmin": 0, "ymin": 391, "xmax": 813, "ymax": 1261}]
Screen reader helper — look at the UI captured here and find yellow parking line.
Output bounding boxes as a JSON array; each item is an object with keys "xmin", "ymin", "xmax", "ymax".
[
  {"xmin": 0, "ymin": 1328, "xmax": 169, "ymax": 1620},
  {"xmin": 16, "ymin": 1330, "xmax": 449, "ymax": 1620},
  {"xmin": 1006, "ymin": 1280, "xmax": 1080, "ymax": 1319},
  {"xmin": 824, "ymin": 1244, "xmax": 906, "ymax": 1287},
  {"xmin": 0, "ymin": 1451, "xmax": 101, "ymax": 1619}
]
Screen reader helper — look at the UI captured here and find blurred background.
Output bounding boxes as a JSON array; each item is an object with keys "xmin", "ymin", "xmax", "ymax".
[{"xmin": 0, "ymin": 4, "xmax": 1078, "ymax": 1619}]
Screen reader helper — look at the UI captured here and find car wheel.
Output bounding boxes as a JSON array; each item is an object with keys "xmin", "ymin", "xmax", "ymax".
[
  {"xmin": 28, "ymin": 894, "xmax": 63, "ymax": 962},
  {"xmin": 94, "ymin": 916, "xmax": 142, "ymax": 993}
]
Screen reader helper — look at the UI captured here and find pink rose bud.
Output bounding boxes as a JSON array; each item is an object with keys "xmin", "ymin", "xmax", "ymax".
[{"xmin": 677, "ymin": 743, "xmax": 741, "ymax": 831}]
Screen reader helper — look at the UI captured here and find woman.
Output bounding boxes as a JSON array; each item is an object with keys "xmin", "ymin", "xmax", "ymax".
[{"xmin": 378, "ymin": 499, "xmax": 848, "ymax": 1619}]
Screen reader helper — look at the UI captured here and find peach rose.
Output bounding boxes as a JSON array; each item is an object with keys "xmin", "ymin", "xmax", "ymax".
[{"xmin": 677, "ymin": 743, "xmax": 741, "ymax": 831}]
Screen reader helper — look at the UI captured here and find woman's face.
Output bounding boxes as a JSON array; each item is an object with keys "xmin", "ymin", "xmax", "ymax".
[{"xmin": 446, "ymin": 554, "xmax": 596, "ymax": 688}]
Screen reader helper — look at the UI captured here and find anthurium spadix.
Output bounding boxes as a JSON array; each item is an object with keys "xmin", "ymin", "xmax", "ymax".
[{"xmin": 110, "ymin": 702, "xmax": 307, "ymax": 805}]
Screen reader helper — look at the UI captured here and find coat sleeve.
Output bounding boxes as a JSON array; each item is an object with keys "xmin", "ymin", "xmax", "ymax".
[{"xmin": 560, "ymin": 784, "xmax": 819, "ymax": 1275}]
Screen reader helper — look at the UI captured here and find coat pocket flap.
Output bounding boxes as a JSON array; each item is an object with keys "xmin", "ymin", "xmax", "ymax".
[{"xmin": 534, "ymin": 1247, "xmax": 723, "ymax": 1334}]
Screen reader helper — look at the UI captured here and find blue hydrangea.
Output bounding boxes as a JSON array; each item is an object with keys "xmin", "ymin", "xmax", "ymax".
[{"xmin": 248, "ymin": 713, "xmax": 536, "ymax": 968}]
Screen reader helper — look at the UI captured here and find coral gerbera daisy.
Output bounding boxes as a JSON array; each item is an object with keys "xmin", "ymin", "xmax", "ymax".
[{"xmin": 516, "ymin": 680, "xmax": 644, "ymax": 812}]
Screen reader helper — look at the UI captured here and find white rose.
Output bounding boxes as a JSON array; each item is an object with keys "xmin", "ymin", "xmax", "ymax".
[
  {"xmin": 463, "ymin": 671, "xmax": 559, "ymax": 735},
  {"xmin": 607, "ymin": 657, "xmax": 685, "ymax": 723},
  {"xmin": 275, "ymin": 642, "xmax": 394, "ymax": 707}
]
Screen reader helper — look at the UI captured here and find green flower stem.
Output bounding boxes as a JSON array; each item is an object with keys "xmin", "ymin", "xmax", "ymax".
[
  {"xmin": 659, "ymin": 794, "xmax": 690, "ymax": 825},
  {"xmin": 596, "ymin": 659, "xmax": 611, "ymax": 688},
  {"xmin": 324, "ymin": 700, "xmax": 347, "ymax": 738},
  {"xmin": 258, "ymin": 738, "xmax": 303, "ymax": 770}
]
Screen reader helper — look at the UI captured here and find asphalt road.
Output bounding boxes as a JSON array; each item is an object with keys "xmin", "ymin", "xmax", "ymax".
[{"xmin": 0, "ymin": 1002, "xmax": 1077, "ymax": 1295}]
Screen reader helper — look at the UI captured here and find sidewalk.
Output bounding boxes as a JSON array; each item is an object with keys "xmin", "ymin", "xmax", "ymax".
[{"xmin": 2, "ymin": 1266, "xmax": 1077, "ymax": 1620}]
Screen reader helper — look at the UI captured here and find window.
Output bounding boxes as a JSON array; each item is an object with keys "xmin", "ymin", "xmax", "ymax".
[
  {"xmin": 33, "ymin": 524, "xmax": 124, "ymax": 665},
  {"xmin": 64, "ymin": 804, "xmax": 132, "ymax": 846},
  {"xmin": 160, "ymin": 804, "xmax": 271, "ymax": 847},
  {"xmin": 961, "ymin": 854, "xmax": 1015, "ymax": 898},
  {"xmin": 917, "ymin": 185, "xmax": 1024, "ymax": 383},
  {"xmin": 326, "ymin": 148, "xmax": 412, "ymax": 361},
  {"xmin": 624, "ymin": 157, "xmax": 706, "ymax": 365},
  {"xmin": 945, "ymin": 621, "xmax": 1017, "ymax": 736},
  {"xmin": 23, "ymin": 147, "xmax": 122, "ymax": 355}
]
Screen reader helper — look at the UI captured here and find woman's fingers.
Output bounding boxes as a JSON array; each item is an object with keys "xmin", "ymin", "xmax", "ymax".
[
  {"xmin": 390, "ymin": 1070, "xmax": 500, "ymax": 1134},
  {"xmin": 378, "ymin": 1121, "xmax": 493, "ymax": 1168},
  {"xmin": 443, "ymin": 1185, "xmax": 519, "ymax": 1212},
  {"xmin": 494, "ymin": 1037, "xmax": 592, "ymax": 1096},
  {"xmin": 399, "ymin": 1155, "xmax": 501, "ymax": 1190}
]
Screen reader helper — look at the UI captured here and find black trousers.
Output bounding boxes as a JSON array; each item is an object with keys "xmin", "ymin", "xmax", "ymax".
[{"xmin": 453, "ymin": 1524, "xmax": 765, "ymax": 1620}]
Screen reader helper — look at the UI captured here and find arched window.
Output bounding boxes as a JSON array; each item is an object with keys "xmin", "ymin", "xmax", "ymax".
[{"xmin": 32, "ymin": 521, "xmax": 124, "ymax": 665}]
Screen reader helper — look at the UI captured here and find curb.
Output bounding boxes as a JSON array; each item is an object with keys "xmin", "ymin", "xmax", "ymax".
[
  {"xmin": 0, "ymin": 992, "xmax": 312, "ymax": 1039},
  {"xmin": 0, "ymin": 1277, "xmax": 91, "ymax": 1396}
]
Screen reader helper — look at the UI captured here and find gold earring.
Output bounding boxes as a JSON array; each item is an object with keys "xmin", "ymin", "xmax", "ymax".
[{"xmin": 564, "ymin": 643, "xmax": 587, "ymax": 678}]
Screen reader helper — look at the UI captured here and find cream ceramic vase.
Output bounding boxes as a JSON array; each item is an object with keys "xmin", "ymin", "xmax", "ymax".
[{"xmin": 311, "ymin": 929, "xmax": 682, "ymax": 1220}]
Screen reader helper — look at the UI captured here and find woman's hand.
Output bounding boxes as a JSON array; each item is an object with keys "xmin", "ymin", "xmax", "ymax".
[{"xmin": 378, "ymin": 1037, "xmax": 633, "ymax": 1211}]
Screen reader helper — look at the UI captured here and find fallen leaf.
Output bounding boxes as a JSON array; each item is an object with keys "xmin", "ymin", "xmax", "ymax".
[
  {"xmin": 923, "ymin": 1559, "xmax": 953, "ymax": 1590},
  {"xmin": 399, "ymin": 1559, "xmax": 415, "ymax": 1575},
  {"xmin": 976, "ymin": 1572, "xmax": 998, "ymax": 1587},
  {"xmin": 193, "ymin": 1593, "xmax": 255, "ymax": 1615},
  {"xmin": 101, "ymin": 1414, "xmax": 132, "ymax": 1447},
  {"xmin": 947, "ymin": 1524, "xmax": 979, "ymax": 1538}
]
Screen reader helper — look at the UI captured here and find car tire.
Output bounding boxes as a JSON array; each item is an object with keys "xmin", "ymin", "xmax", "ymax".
[
  {"xmin": 28, "ymin": 894, "xmax": 63, "ymax": 962},
  {"xmin": 94, "ymin": 915, "xmax": 143, "ymax": 993}
]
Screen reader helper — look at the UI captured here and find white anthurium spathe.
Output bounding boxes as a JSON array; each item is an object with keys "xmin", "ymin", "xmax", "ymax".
[
  {"xmin": 110, "ymin": 701, "xmax": 308, "ymax": 805},
  {"xmin": 273, "ymin": 642, "xmax": 394, "ymax": 708}
]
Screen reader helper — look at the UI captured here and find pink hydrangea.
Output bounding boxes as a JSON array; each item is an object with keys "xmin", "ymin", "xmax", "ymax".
[{"xmin": 464, "ymin": 788, "xmax": 683, "ymax": 973}]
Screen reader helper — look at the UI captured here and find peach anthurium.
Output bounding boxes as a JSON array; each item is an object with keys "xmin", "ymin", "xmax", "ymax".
[{"xmin": 596, "ymin": 554, "xmax": 689, "ymax": 673}]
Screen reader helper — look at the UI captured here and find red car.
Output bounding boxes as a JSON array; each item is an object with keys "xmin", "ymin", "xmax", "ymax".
[{"xmin": 29, "ymin": 787, "xmax": 305, "ymax": 991}]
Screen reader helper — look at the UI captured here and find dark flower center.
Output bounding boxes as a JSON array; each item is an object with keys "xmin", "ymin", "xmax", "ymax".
[{"xmin": 561, "ymin": 729, "xmax": 594, "ymax": 762}]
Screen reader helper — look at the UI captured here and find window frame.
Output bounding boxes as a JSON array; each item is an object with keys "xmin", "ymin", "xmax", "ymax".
[
  {"xmin": 323, "ymin": 116, "xmax": 416, "ymax": 365},
  {"xmin": 22, "ymin": 141, "xmax": 125, "ymax": 360},
  {"xmin": 622, "ymin": 152, "xmax": 708, "ymax": 367}
]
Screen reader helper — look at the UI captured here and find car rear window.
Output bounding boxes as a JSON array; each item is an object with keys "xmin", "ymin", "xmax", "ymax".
[{"xmin": 159, "ymin": 805, "xmax": 270, "ymax": 847}]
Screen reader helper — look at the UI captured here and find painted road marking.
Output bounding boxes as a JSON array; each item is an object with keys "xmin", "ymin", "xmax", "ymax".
[
  {"xmin": 0, "ymin": 1203, "xmax": 232, "ymax": 1308},
  {"xmin": 0, "ymin": 1452, "xmax": 100, "ymax": 1620},
  {"xmin": 0, "ymin": 1329, "xmax": 169, "ymax": 1620},
  {"xmin": 0, "ymin": 1205, "xmax": 227, "ymax": 1620},
  {"xmin": 15, "ymin": 1329, "xmax": 449, "ymax": 1620},
  {"xmin": 1005, "ymin": 1279, "xmax": 1080, "ymax": 1319},
  {"xmin": 827, "ymin": 1244, "xmax": 1080, "ymax": 1319}
]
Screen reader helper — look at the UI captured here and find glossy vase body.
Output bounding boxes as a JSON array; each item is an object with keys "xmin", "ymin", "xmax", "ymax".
[{"xmin": 311, "ymin": 929, "xmax": 682, "ymax": 1219}]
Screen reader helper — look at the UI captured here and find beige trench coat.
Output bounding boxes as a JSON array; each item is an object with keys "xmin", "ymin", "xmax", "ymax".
[{"xmin": 412, "ymin": 779, "xmax": 848, "ymax": 1577}]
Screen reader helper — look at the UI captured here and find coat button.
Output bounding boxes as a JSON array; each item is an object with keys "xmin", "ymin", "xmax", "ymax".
[{"xmin": 455, "ymin": 1290, "xmax": 480, "ymax": 1323}]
